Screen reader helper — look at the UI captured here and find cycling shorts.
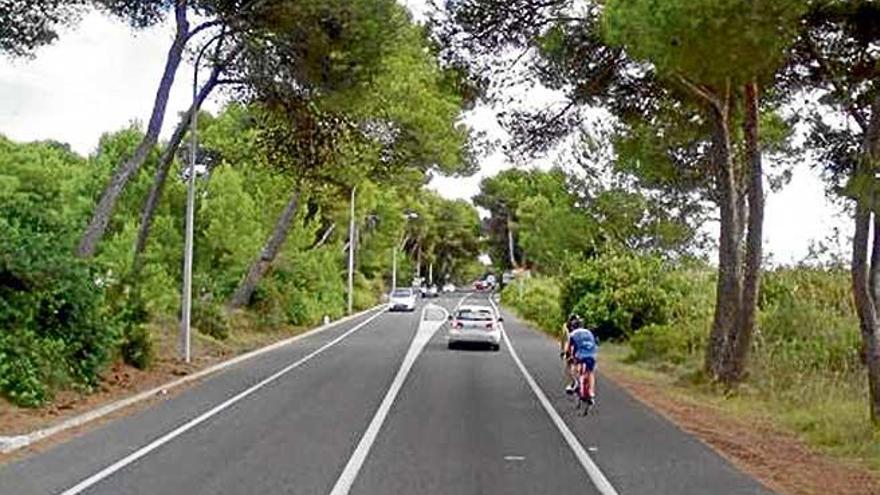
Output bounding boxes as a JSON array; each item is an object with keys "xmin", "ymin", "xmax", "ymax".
[{"xmin": 574, "ymin": 355, "xmax": 596, "ymax": 372}]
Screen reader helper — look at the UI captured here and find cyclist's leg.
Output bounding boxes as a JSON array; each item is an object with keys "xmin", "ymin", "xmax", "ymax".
[
  {"xmin": 585, "ymin": 357, "xmax": 597, "ymax": 400},
  {"xmin": 576, "ymin": 361, "xmax": 587, "ymax": 399}
]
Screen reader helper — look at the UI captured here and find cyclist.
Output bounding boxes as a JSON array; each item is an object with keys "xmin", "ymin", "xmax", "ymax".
[
  {"xmin": 566, "ymin": 321, "xmax": 599, "ymax": 404},
  {"xmin": 561, "ymin": 314, "xmax": 582, "ymax": 394}
]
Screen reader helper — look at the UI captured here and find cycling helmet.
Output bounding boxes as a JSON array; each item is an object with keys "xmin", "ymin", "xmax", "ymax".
[{"xmin": 566, "ymin": 314, "xmax": 582, "ymax": 331}]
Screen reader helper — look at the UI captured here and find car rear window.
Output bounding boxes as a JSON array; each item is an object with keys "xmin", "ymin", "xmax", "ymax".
[
  {"xmin": 456, "ymin": 309, "xmax": 493, "ymax": 321},
  {"xmin": 392, "ymin": 289, "xmax": 412, "ymax": 297}
]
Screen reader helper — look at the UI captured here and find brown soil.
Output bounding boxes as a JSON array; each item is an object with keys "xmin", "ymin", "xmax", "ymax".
[{"xmin": 601, "ymin": 360, "xmax": 880, "ymax": 495}]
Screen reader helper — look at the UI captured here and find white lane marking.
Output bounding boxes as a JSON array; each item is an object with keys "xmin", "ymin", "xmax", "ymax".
[
  {"xmin": 329, "ymin": 296, "xmax": 466, "ymax": 495},
  {"xmin": 2, "ymin": 305, "xmax": 386, "ymax": 455},
  {"xmin": 58, "ymin": 309, "xmax": 388, "ymax": 495},
  {"xmin": 489, "ymin": 298, "xmax": 620, "ymax": 495},
  {"xmin": 504, "ymin": 455, "xmax": 526, "ymax": 461}
]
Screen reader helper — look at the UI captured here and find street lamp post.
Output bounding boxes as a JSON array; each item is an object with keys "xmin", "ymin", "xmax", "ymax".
[
  {"xmin": 346, "ymin": 186, "xmax": 357, "ymax": 315},
  {"xmin": 180, "ymin": 35, "xmax": 223, "ymax": 363}
]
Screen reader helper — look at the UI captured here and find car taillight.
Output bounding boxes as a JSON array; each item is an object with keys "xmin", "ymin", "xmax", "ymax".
[
  {"xmin": 485, "ymin": 323, "xmax": 494, "ymax": 330},
  {"xmin": 453, "ymin": 321, "xmax": 463, "ymax": 329}
]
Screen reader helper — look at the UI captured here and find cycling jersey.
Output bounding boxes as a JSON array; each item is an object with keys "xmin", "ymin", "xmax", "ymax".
[{"xmin": 568, "ymin": 328, "xmax": 598, "ymax": 362}]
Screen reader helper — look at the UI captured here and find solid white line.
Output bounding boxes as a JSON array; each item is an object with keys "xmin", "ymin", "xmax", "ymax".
[
  {"xmin": 489, "ymin": 299, "xmax": 620, "ymax": 495},
  {"xmin": 1, "ymin": 305, "xmax": 385, "ymax": 455},
  {"xmin": 328, "ymin": 296, "xmax": 465, "ymax": 495},
  {"xmin": 58, "ymin": 309, "xmax": 388, "ymax": 495}
]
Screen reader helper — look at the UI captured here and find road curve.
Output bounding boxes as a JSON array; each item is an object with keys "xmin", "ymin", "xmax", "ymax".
[{"xmin": 0, "ymin": 292, "xmax": 773, "ymax": 495}]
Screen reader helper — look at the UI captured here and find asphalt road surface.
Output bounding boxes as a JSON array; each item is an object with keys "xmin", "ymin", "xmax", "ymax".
[{"xmin": 0, "ymin": 292, "xmax": 773, "ymax": 495}]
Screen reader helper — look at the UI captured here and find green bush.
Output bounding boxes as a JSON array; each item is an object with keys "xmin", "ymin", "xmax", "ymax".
[
  {"xmin": 250, "ymin": 247, "xmax": 348, "ymax": 328},
  {"xmin": 192, "ymin": 301, "xmax": 230, "ymax": 340},
  {"xmin": 0, "ymin": 330, "xmax": 66, "ymax": 407},
  {"xmin": 120, "ymin": 324, "xmax": 154, "ymax": 370},
  {"xmin": 628, "ymin": 269, "xmax": 714, "ymax": 363},
  {"xmin": 562, "ymin": 252, "xmax": 676, "ymax": 340},
  {"xmin": 111, "ymin": 287, "xmax": 153, "ymax": 369},
  {"xmin": 0, "ymin": 222, "xmax": 116, "ymax": 406},
  {"xmin": 501, "ymin": 277, "xmax": 563, "ymax": 335}
]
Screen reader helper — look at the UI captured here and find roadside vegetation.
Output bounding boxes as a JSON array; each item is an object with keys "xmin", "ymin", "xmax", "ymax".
[
  {"xmin": 0, "ymin": 2, "xmax": 484, "ymax": 408},
  {"xmin": 503, "ymin": 263, "xmax": 878, "ymax": 470}
]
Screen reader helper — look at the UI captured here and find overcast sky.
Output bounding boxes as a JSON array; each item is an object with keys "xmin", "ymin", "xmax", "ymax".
[{"xmin": 0, "ymin": 6, "xmax": 852, "ymax": 264}]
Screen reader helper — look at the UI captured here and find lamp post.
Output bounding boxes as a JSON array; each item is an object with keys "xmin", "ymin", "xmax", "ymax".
[
  {"xmin": 346, "ymin": 186, "xmax": 357, "ymax": 315},
  {"xmin": 180, "ymin": 34, "xmax": 224, "ymax": 363}
]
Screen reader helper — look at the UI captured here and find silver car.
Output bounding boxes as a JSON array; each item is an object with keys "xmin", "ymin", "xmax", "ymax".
[
  {"xmin": 389, "ymin": 288, "xmax": 417, "ymax": 312},
  {"xmin": 447, "ymin": 304, "xmax": 502, "ymax": 351}
]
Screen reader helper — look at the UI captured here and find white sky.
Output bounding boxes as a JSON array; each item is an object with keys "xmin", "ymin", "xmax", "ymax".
[{"xmin": 0, "ymin": 7, "xmax": 853, "ymax": 265}]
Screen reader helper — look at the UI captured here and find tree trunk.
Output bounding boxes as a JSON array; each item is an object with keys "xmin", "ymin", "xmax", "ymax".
[
  {"xmin": 77, "ymin": 0, "xmax": 190, "ymax": 258},
  {"xmin": 507, "ymin": 217, "xmax": 518, "ymax": 269},
  {"xmin": 721, "ymin": 81, "xmax": 764, "ymax": 383},
  {"xmin": 852, "ymin": 200, "xmax": 880, "ymax": 423},
  {"xmin": 227, "ymin": 189, "xmax": 303, "ymax": 309},
  {"xmin": 705, "ymin": 97, "xmax": 742, "ymax": 379},
  {"xmin": 132, "ymin": 68, "xmax": 223, "ymax": 273},
  {"xmin": 852, "ymin": 92, "xmax": 880, "ymax": 424}
]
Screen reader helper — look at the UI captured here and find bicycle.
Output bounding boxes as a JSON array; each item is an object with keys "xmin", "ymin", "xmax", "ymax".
[{"xmin": 573, "ymin": 362, "xmax": 596, "ymax": 416}]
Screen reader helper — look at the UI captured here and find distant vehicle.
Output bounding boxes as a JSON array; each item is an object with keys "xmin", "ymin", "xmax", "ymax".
[
  {"xmin": 389, "ymin": 288, "xmax": 417, "ymax": 312},
  {"xmin": 447, "ymin": 304, "xmax": 502, "ymax": 351},
  {"xmin": 442, "ymin": 283, "xmax": 456, "ymax": 293},
  {"xmin": 427, "ymin": 285, "xmax": 439, "ymax": 298},
  {"xmin": 473, "ymin": 280, "xmax": 488, "ymax": 291}
]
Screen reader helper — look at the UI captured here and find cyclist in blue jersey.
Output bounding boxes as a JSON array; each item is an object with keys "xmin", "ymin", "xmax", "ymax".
[
  {"xmin": 565, "ymin": 321, "xmax": 599, "ymax": 404},
  {"xmin": 561, "ymin": 314, "xmax": 582, "ymax": 394}
]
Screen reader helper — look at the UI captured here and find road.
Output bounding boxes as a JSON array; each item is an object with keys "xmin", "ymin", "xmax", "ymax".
[{"xmin": 0, "ymin": 292, "xmax": 773, "ymax": 495}]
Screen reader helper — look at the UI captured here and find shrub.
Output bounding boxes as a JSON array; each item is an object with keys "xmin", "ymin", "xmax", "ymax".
[
  {"xmin": 562, "ymin": 252, "xmax": 675, "ymax": 340},
  {"xmin": 501, "ymin": 277, "xmax": 563, "ymax": 335},
  {"xmin": 192, "ymin": 301, "xmax": 230, "ymax": 340},
  {"xmin": 111, "ymin": 286, "xmax": 153, "ymax": 369},
  {"xmin": 0, "ymin": 138, "xmax": 119, "ymax": 405},
  {"xmin": 120, "ymin": 324, "xmax": 154, "ymax": 370},
  {"xmin": 0, "ymin": 330, "xmax": 66, "ymax": 407}
]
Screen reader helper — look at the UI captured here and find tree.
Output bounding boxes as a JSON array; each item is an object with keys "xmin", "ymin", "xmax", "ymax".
[
  {"xmin": 0, "ymin": 0, "xmax": 86, "ymax": 58},
  {"xmin": 779, "ymin": 0, "xmax": 880, "ymax": 423},
  {"xmin": 437, "ymin": 0, "xmax": 802, "ymax": 384},
  {"xmin": 76, "ymin": 0, "xmax": 192, "ymax": 257},
  {"xmin": 227, "ymin": 7, "xmax": 476, "ymax": 308},
  {"xmin": 602, "ymin": 0, "xmax": 804, "ymax": 382}
]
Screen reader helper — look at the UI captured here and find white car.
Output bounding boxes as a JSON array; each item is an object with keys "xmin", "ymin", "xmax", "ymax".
[
  {"xmin": 389, "ymin": 288, "xmax": 417, "ymax": 312},
  {"xmin": 442, "ymin": 283, "xmax": 455, "ymax": 293},
  {"xmin": 447, "ymin": 304, "xmax": 502, "ymax": 351}
]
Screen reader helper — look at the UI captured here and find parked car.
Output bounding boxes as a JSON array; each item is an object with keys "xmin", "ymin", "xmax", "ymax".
[
  {"xmin": 442, "ymin": 283, "xmax": 456, "ymax": 293},
  {"xmin": 389, "ymin": 288, "xmax": 417, "ymax": 312},
  {"xmin": 447, "ymin": 304, "xmax": 502, "ymax": 351},
  {"xmin": 473, "ymin": 280, "xmax": 487, "ymax": 291},
  {"xmin": 427, "ymin": 285, "xmax": 439, "ymax": 298}
]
